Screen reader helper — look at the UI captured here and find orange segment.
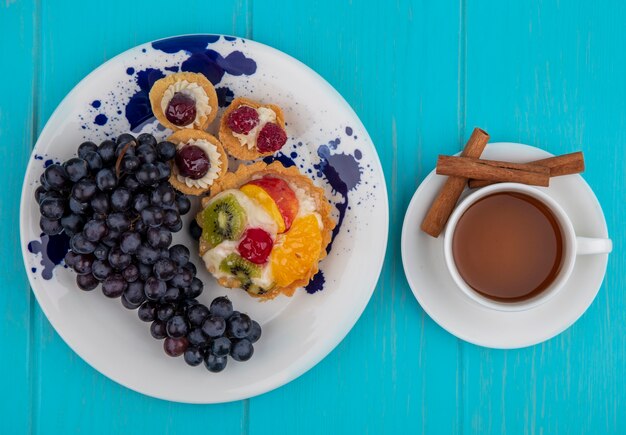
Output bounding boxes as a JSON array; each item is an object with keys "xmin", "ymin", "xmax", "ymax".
[
  {"xmin": 240, "ymin": 184, "xmax": 286, "ymax": 232},
  {"xmin": 270, "ymin": 215, "xmax": 322, "ymax": 287}
]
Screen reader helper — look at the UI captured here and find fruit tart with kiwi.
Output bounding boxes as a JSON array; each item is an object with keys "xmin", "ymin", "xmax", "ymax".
[
  {"xmin": 149, "ymin": 72, "xmax": 218, "ymax": 131},
  {"xmin": 196, "ymin": 161, "xmax": 335, "ymax": 299},
  {"xmin": 167, "ymin": 129, "xmax": 228, "ymax": 196},
  {"xmin": 219, "ymin": 97, "xmax": 288, "ymax": 160}
]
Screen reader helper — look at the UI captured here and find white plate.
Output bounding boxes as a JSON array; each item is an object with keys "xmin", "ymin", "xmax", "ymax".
[
  {"xmin": 20, "ymin": 35, "xmax": 388, "ymax": 403},
  {"xmin": 401, "ymin": 143, "xmax": 610, "ymax": 349}
]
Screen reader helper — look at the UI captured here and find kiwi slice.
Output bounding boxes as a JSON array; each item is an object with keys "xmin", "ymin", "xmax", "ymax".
[
  {"xmin": 201, "ymin": 194, "xmax": 246, "ymax": 247},
  {"xmin": 219, "ymin": 254, "xmax": 269, "ymax": 295}
]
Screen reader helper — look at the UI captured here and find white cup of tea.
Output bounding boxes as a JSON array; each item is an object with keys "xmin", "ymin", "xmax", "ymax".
[{"xmin": 443, "ymin": 183, "xmax": 612, "ymax": 312}]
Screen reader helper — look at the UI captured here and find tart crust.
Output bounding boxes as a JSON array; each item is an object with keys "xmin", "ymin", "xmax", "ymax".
[
  {"xmin": 218, "ymin": 97, "xmax": 286, "ymax": 161},
  {"xmin": 149, "ymin": 72, "xmax": 218, "ymax": 131},
  {"xmin": 197, "ymin": 161, "xmax": 335, "ymax": 299},
  {"xmin": 167, "ymin": 130, "xmax": 228, "ymax": 196}
]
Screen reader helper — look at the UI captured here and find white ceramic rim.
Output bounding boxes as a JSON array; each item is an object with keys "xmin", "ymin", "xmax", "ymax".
[
  {"xmin": 19, "ymin": 34, "xmax": 389, "ymax": 403},
  {"xmin": 442, "ymin": 182, "xmax": 577, "ymax": 312}
]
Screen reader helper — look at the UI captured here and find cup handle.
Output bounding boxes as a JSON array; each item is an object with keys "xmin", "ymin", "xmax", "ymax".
[{"xmin": 576, "ymin": 237, "xmax": 613, "ymax": 255}]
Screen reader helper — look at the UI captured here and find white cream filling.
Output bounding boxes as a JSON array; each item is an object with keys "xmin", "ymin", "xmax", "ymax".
[
  {"xmin": 161, "ymin": 80, "xmax": 211, "ymax": 128},
  {"xmin": 201, "ymin": 190, "xmax": 278, "ymax": 289},
  {"xmin": 231, "ymin": 106, "xmax": 277, "ymax": 149},
  {"xmin": 175, "ymin": 139, "xmax": 222, "ymax": 189}
]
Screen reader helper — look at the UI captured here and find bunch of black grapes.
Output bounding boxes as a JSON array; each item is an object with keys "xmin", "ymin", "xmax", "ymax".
[{"xmin": 35, "ymin": 133, "xmax": 260, "ymax": 372}]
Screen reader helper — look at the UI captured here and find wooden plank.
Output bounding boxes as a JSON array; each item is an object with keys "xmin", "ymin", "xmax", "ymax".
[
  {"xmin": 0, "ymin": 0, "xmax": 38, "ymax": 433},
  {"xmin": 31, "ymin": 1, "xmax": 250, "ymax": 433},
  {"xmin": 463, "ymin": 1, "xmax": 626, "ymax": 433},
  {"xmin": 248, "ymin": 1, "xmax": 463, "ymax": 433}
]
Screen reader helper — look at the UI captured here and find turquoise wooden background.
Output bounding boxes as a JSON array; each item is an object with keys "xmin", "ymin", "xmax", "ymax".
[{"xmin": 2, "ymin": 0, "xmax": 624, "ymax": 433}]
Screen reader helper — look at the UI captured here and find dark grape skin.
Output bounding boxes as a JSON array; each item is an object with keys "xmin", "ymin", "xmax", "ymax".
[
  {"xmin": 70, "ymin": 233, "xmax": 96, "ymax": 255},
  {"xmin": 204, "ymin": 353, "xmax": 227, "ymax": 373},
  {"xmin": 169, "ymin": 245, "xmax": 190, "ymax": 266},
  {"xmin": 78, "ymin": 141, "xmax": 98, "ymax": 158},
  {"xmin": 144, "ymin": 276, "xmax": 167, "ymax": 300},
  {"xmin": 69, "ymin": 197, "xmax": 89, "ymax": 215},
  {"xmin": 83, "ymin": 151, "xmax": 103, "ymax": 172},
  {"xmin": 150, "ymin": 320, "xmax": 167, "ymax": 339},
  {"xmin": 147, "ymin": 227, "xmax": 172, "ymax": 249},
  {"xmin": 166, "ymin": 315, "xmax": 188, "ymax": 338},
  {"xmin": 101, "ymin": 274, "xmax": 127, "ymax": 298},
  {"xmin": 122, "ymin": 264, "xmax": 139, "ymax": 282},
  {"xmin": 154, "ymin": 258, "xmax": 176, "ymax": 281},
  {"xmin": 40, "ymin": 196, "xmax": 65, "ymax": 220},
  {"xmin": 230, "ymin": 338, "xmax": 254, "ymax": 362},
  {"xmin": 136, "ymin": 163, "xmax": 159, "ymax": 186},
  {"xmin": 116, "ymin": 133, "xmax": 136, "ymax": 147},
  {"xmin": 188, "ymin": 220, "xmax": 202, "ymax": 240},
  {"xmin": 155, "ymin": 161, "xmax": 171, "ymax": 181},
  {"xmin": 176, "ymin": 195, "xmax": 191, "ymax": 215},
  {"xmin": 136, "ymin": 144, "xmax": 158, "ymax": 164},
  {"xmin": 187, "ymin": 328, "xmax": 209, "ymax": 348},
  {"xmin": 108, "ymin": 248, "xmax": 132, "ymax": 270},
  {"xmin": 140, "ymin": 206, "xmax": 164, "ymax": 227},
  {"xmin": 34, "ymin": 185, "xmax": 47, "ymax": 204},
  {"xmin": 90, "ymin": 192, "xmax": 110, "ymax": 214},
  {"xmin": 210, "ymin": 296, "xmax": 234, "ymax": 319},
  {"xmin": 43, "ymin": 164, "xmax": 68, "ymax": 190},
  {"xmin": 83, "ymin": 219, "xmax": 108, "ymax": 242},
  {"xmin": 133, "ymin": 193, "xmax": 150, "ymax": 212},
  {"xmin": 119, "ymin": 231, "xmax": 142, "ymax": 254},
  {"xmin": 156, "ymin": 141, "xmax": 176, "ymax": 161},
  {"xmin": 210, "ymin": 337, "xmax": 231, "ymax": 357},
  {"xmin": 227, "ymin": 313, "xmax": 252, "ymax": 339},
  {"xmin": 247, "ymin": 321, "xmax": 262, "ymax": 343},
  {"xmin": 93, "ymin": 244, "xmax": 110, "ymax": 261},
  {"xmin": 64, "ymin": 251, "xmax": 80, "ymax": 268},
  {"xmin": 72, "ymin": 254, "xmax": 94, "ymax": 275},
  {"xmin": 164, "ymin": 337, "xmax": 188, "ymax": 357},
  {"xmin": 186, "ymin": 277, "xmax": 203, "ymax": 299},
  {"xmin": 111, "ymin": 188, "xmax": 131, "ymax": 211},
  {"xmin": 184, "ymin": 347, "xmax": 204, "ymax": 366},
  {"xmin": 157, "ymin": 303, "xmax": 176, "ymax": 322},
  {"xmin": 71, "ymin": 178, "xmax": 97, "ymax": 202},
  {"xmin": 202, "ymin": 315, "xmax": 226, "ymax": 338},
  {"xmin": 138, "ymin": 133, "xmax": 157, "ymax": 148},
  {"xmin": 137, "ymin": 263, "xmax": 152, "ymax": 281},
  {"xmin": 40, "ymin": 217, "xmax": 63, "ymax": 235},
  {"xmin": 97, "ymin": 140, "xmax": 117, "ymax": 164},
  {"xmin": 60, "ymin": 214, "xmax": 84, "ymax": 236},
  {"xmin": 92, "ymin": 260, "xmax": 113, "ymax": 281},
  {"xmin": 137, "ymin": 244, "xmax": 160, "ymax": 265},
  {"xmin": 63, "ymin": 158, "xmax": 89, "ymax": 182},
  {"xmin": 138, "ymin": 301, "xmax": 158, "ymax": 322},
  {"xmin": 106, "ymin": 212, "xmax": 131, "ymax": 232},
  {"xmin": 162, "ymin": 286, "xmax": 182, "ymax": 303},
  {"xmin": 76, "ymin": 273, "xmax": 99, "ymax": 291},
  {"xmin": 121, "ymin": 294, "xmax": 142, "ymax": 310},
  {"xmin": 169, "ymin": 267, "xmax": 193, "ymax": 289},
  {"xmin": 124, "ymin": 281, "xmax": 145, "ymax": 305},
  {"xmin": 96, "ymin": 168, "xmax": 117, "ymax": 191},
  {"xmin": 187, "ymin": 304, "xmax": 210, "ymax": 327}
]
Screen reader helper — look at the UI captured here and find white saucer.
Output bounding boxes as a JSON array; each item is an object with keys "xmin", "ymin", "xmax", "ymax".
[{"xmin": 401, "ymin": 143, "xmax": 610, "ymax": 349}]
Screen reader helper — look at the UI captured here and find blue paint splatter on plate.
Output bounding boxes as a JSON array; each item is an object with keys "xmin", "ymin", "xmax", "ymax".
[
  {"xmin": 28, "ymin": 233, "xmax": 70, "ymax": 280},
  {"xmin": 94, "ymin": 114, "xmax": 108, "ymax": 126}
]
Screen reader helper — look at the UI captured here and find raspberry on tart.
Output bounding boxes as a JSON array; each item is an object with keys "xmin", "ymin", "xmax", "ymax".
[
  {"xmin": 219, "ymin": 97, "xmax": 288, "ymax": 160},
  {"xmin": 197, "ymin": 161, "xmax": 335, "ymax": 300},
  {"xmin": 167, "ymin": 130, "xmax": 228, "ymax": 196},
  {"xmin": 149, "ymin": 72, "xmax": 218, "ymax": 131}
]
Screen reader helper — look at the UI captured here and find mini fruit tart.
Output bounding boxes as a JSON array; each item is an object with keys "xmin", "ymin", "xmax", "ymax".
[
  {"xmin": 196, "ymin": 161, "xmax": 335, "ymax": 299},
  {"xmin": 149, "ymin": 72, "xmax": 218, "ymax": 131},
  {"xmin": 219, "ymin": 97, "xmax": 288, "ymax": 160},
  {"xmin": 168, "ymin": 130, "xmax": 228, "ymax": 196}
]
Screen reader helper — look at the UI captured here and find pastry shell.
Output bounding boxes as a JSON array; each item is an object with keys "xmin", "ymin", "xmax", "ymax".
[
  {"xmin": 197, "ymin": 161, "xmax": 335, "ymax": 299},
  {"xmin": 149, "ymin": 72, "xmax": 218, "ymax": 131},
  {"xmin": 167, "ymin": 130, "xmax": 228, "ymax": 196},
  {"xmin": 218, "ymin": 97, "xmax": 286, "ymax": 161}
]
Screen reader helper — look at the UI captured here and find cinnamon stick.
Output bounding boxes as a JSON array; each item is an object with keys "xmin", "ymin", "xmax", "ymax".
[
  {"xmin": 468, "ymin": 152, "xmax": 585, "ymax": 188},
  {"xmin": 437, "ymin": 156, "xmax": 550, "ymax": 186},
  {"xmin": 420, "ymin": 128, "xmax": 490, "ymax": 237}
]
